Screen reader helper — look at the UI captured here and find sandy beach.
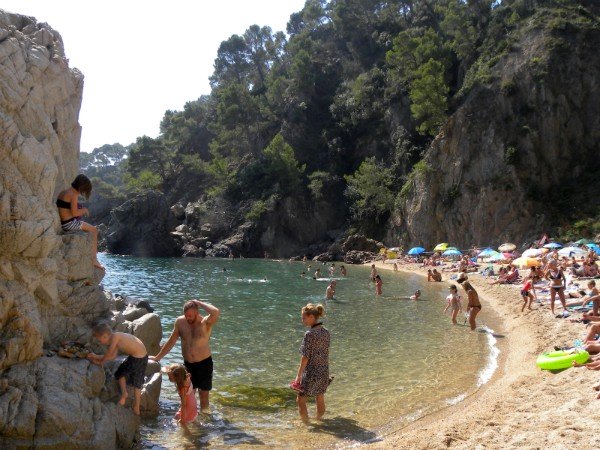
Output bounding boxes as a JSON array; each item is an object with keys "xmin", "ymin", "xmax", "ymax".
[{"xmin": 360, "ymin": 261, "xmax": 600, "ymax": 449}]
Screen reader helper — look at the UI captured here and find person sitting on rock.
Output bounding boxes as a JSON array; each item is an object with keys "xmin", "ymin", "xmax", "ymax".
[
  {"xmin": 56, "ymin": 174, "xmax": 103, "ymax": 269},
  {"xmin": 88, "ymin": 323, "xmax": 148, "ymax": 415}
]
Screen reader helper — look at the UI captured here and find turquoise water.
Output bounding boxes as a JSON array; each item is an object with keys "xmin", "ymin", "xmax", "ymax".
[{"xmin": 98, "ymin": 255, "xmax": 494, "ymax": 449}]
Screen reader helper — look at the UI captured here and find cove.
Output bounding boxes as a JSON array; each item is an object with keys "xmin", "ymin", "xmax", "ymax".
[{"xmin": 99, "ymin": 255, "xmax": 495, "ymax": 448}]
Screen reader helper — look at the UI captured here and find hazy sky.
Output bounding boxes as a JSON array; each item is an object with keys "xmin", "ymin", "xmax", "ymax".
[{"xmin": 2, "ymin": 1, "xmax": 306, "ymax": 153}]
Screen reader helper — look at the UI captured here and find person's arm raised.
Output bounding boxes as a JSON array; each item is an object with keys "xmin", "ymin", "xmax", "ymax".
[
  {"xmin": 193, "ymin": 300, "xmax": 220, "ymax": 325},
  {"xmin": 150, "ymin": 322, "xmax": 180, "ymax": 361}
]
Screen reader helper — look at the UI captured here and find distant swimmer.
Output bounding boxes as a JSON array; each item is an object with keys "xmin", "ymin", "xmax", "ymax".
[
  {"xmin": 375, "ymin": 275, "xmax": 383, "ymax": 296},
  {"xmin": 313, "ymin": 268, "xmax": 321, "ymax": 280},
  {"xmin": 328, "ymin": 263, "xmax": 336, "ymax": 277},
  {"xmin": 370, "ymin": 264, "xmax": 377, "ymax": 282},
  {"xmin": 301, "ymin": 271, "xmax": 306, "ymax": 278},
  {"xmin": 410, "ymin": 290, "xmax": 421, "ymax": 300},
  {"xmin": 428, "ymin": 269, "xmax": 442, "ymax": 282},
  {"xmin": 340, "ymin": 265, "xmax": 347, "ymax": 277},
  {"xmin": 326, "ymin": 280, "xmax": 337, "ymax": 299}
]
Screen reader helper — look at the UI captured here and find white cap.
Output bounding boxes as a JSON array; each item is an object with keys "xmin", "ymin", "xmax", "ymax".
[{"xmin": 457, "ymin": 272, "xmax": 468, "ymax": 283}]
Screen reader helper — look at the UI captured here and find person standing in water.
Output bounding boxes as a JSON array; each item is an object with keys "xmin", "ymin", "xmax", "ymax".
[
  {"xmin": 292, "ymin": 303, "xmax": 331, "ymax": 422},
  {"xmin": 457, "ymin": 273, "xmax": 481, "ymax": 330},
  {"xmin": 444, "ymin": 285, "xmax": 463, "ymax": 324},
  {"xmin": 370, "ymin": 264, "xmax": 377, "ymax": 282},
  {"xmin": 150, "ymin": 300, "xmax": 220, "ymax": 412},
  {"xmin": 340, "ymin": 265, "xmax": 347, "ymax": 277},
  {"xmin": 326, "ymin": 280, "xmax": 336, "ymax": 299},
  {"xmin": 56, "ymin": 174, "xmax": 103, "ymax": 269},
  {"xmin": 375, "ymin": 275, "xmax": 383, "ymax": 296}
]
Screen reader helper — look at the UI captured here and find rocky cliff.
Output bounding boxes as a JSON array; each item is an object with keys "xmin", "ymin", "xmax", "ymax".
[
  {"xmin": 392, "ymin": 7, "xmax": 600, "ymax": 248},
  {"xmin": 0, "ymin": 11, "xmax": 154, "ymax": 448}
]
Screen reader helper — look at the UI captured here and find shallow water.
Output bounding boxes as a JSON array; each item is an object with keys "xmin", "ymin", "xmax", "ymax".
[{"xmin": 99, "ymin": 255, "xmax": 495, "ymax": 449}]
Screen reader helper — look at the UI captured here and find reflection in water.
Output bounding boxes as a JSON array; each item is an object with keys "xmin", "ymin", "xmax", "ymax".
[{"xmin": 99, "ymin": 255, "xmax": 495, "ymax": 449}]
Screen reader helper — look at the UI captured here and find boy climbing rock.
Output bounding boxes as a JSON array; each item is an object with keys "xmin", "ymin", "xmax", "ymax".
[{"xmin": 88, "ymin": 323, "xmax": 148, "ymax": 415}]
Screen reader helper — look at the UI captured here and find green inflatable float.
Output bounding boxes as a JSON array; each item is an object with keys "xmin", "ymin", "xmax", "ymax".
[{"xmin": 536, "ymin": 349, "xmax": 589, "ymax": 370}]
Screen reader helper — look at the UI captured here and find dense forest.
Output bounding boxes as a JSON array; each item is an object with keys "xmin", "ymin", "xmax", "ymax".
[{"xmin": 87, "ymin": 0, "xmax": 600, "ymax": 256}]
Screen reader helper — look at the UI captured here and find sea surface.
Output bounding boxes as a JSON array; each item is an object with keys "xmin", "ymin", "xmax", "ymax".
[{"xmin": 98, "ymin": 254, "xmax": 498, "ymax": 449}]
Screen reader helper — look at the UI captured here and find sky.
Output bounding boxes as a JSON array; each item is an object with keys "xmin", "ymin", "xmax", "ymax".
[{"xmin": 1, "ymin": 1, "xmax": 306, "ymax": 153}]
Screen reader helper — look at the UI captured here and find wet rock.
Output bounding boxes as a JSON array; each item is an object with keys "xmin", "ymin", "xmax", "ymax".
[{"xmin": 131, "ymin": 313, "xmax": 162, "ymax": 356}]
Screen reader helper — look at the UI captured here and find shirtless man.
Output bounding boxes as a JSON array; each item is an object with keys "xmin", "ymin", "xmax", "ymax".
[
  {"xmin": 151, "ymin": 300, "xmax": 220, "ymax": 412},
  {"xmin": 326, "ymin": 280, "xmax": 336, "ymax": 300}
]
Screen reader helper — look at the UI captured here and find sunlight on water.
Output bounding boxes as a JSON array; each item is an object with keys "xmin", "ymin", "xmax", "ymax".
[{"xmin": 99, "ymin": 255, "xmax": 496, "ymax": 449}]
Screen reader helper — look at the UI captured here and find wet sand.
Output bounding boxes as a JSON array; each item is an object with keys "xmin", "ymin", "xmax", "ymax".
[{"xmin": 365, "ymin": 261, "xmax": 600, "ymax": 449}]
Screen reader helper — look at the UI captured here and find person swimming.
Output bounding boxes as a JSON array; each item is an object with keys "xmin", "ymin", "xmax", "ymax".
[{"xmin": 410, "ymin": 290, "xmax": 421, "ymax": 300}]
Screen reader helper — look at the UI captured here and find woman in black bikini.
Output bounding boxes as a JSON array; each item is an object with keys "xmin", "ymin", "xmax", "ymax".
[
  {"xmin": 544, "ymin": 260, "xmax": 566, "ymax": 315},
  {"xmin": 56, "ymin": 174, "xmax": 103, "ymax": 269},
  {"xmin": 457, "ymin": 273, "xmax": 481, "ymax": 330}
]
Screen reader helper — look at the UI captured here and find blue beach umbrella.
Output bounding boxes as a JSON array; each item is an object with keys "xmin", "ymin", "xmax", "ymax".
[
  {"xmin": 488, "ymin": 253, "xmax": 505, "ymax": 262},
  {"xmin": 543, "ymin": 242, "xmax": 563, "ymax": 249},
  {"xmin": 587, "ymin": 243, "xmax": 600, "ymax": 253},
  {"xmin": 442, "ymin": 249, "xmax": 462, "ymax": 256},
  {"xmin": 408, "ymin": 247, "xmax": 425, "ymax": 255},
  {"xmin": 478, "ymin": 248, "xmax": 497, "ymax": 257}
]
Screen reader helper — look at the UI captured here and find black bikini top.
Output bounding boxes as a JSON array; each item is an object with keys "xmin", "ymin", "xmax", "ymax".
[
  {"xmin": 311, "ymin": 323, "xmax": 323, "ymax": 328},
  {"xmin": 56, "ymin": 198, "xmax": 71, "ymax": 209}
]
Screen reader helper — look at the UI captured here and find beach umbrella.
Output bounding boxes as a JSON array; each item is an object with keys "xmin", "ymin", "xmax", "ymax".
[
  {"xmin": 433, "ymin": 243, "xmax": 449, "ymax": 252},
  {"xmin": 502, "ymin": 252, "xmax": 514, "ymax": 259},
  {"xmin": 498, "ymin": 243, "xmax": 516, "ymax": 252},
  {"xmin": 488, "ymin": 253, "xmax": 505, "ymax": 262},
  {"xmin": 512, "ymin": 257, "xmax": 541, "ymax": 268},
  {"xmin": 407, "ymin": 247, "xmax": 425, "ymax": 255},
  {"xmin": 442, "ymin": 249, "xmax": 462, "ymax": 256},
  {"xmin": 574, "ymin": 239, "xmax": 594, "ymax": 245},
  {"xmin": 522, "ymin": 248, "xmax": 543, "ymax": 258},
  {"xmin": 586, "ymin": 243, "xmax": 600, "ymax": 252},
  {"xmin": 478, "ymin": 248, "xmax": 497, "ymax": 257},
  {"xmin": 543, "ymin": 242, "xmax": 563, "ymax": 249},
  {"xmin": 558, "ymin": 246, "xmax": 586, "ymax": 257}
]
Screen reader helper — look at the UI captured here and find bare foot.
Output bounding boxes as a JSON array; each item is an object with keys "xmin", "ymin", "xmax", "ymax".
[
  {"xmin": 93, "ymin": 260, "xmax": 105, "ymax": 269},
  {"xmin": 118, "ymin": 393, "xmax": 128, "ymax": 406}
]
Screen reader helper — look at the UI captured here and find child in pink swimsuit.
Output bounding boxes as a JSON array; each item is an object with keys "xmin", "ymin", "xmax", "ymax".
[{"xmin": 165, "ymin": 364, "xmax": 198, "ymax": 425}]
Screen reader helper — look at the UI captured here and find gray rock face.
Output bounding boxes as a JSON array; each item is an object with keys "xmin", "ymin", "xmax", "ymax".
[
  {"xmin": 0, "ymin": 357, "xmax": 138, "ymax": 449},
  {"xmin": 107, "ymin": 190, "xmax": 181, "ymax": 257},
  {"xmin": 0, "ymin": 11, "xmax": 149, "ymax": 448},
  {"xmin": 340, "ymin": 234, "xmax": 384, "ymax": 254},
  {"xmin": 344, "ymin": 250, "xmax": 377, "ymax": 265},
  {"xmin": 395, "ymin": 22, "xmax": 600, "ymax": 248}
]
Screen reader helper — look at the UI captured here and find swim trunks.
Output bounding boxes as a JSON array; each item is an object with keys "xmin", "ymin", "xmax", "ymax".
[
  {"xmin": 115, "ymin": 354, "xmax": 148, "ymax": 389},
  {"xmin": 61, "ymin": 217, "xmax": 83, "ymax": 232},
  {"xmin": 520, "ymin": 289, "xmax": 530, "ymax": 297},
  {"xmin": 184, "ymin": 356, "xmax": 213, "ymax": 391}
]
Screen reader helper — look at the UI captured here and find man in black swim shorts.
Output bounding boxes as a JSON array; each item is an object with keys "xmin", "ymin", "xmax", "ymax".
[{"xmin": 151, "ymin": 299, "xmax": 220, "ymax": 412}]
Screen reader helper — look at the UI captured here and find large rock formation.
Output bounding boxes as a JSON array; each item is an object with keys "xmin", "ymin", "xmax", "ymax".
[
  {"xmin": 106, "ymin": 190, "xmax": 181, "ymax": 257},
  {"xmin": 0, "ymin": 11, "xmax": 154, "ymax": 448},
  {"xmin": 392, "ymin": 10, "xmax": 600, "ymax": 248}
]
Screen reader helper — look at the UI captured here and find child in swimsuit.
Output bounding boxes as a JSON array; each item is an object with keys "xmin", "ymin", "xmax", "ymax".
[
  {"xmin": 375, "ymin": 275, "xmax": 383, "ymax": 296},
  {"xmin": 444, "ymin": 285, "xmax": 463, "ymax": 324},
  {"xmin": 165, "ymin": 364, "xmax": 198, "ymax": 425},
  {"xmin": 520, "ymin": 277, "xmax": 537, "ymax": 312},
  {"xmin": 56, "ymin": 174, "xmax": 103, "ymax": 269}
]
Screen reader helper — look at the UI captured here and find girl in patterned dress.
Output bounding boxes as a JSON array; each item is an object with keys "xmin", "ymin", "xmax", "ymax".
[{"xmin": 292, "ymin": 303, "xmax": 331, "ymax": 421}]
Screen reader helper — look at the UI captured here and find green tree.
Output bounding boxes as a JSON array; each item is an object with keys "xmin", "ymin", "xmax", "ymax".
[
  {"xmin": 409, "ymin": 58, "xmax": 449, "ymax": 136},
  {"xmin": 263, "ymin": 134, "xmax": 306, "ymax": 195},
  {"xmin": 344, "ymin": 157, "xmax": 394, "ymax": 226}
]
